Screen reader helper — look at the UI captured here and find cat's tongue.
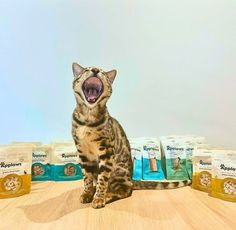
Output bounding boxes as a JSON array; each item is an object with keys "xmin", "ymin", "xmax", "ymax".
[
  {"xmin": 82, "ymin": 77, "xmax": 103, "ymax": 104},
  {"xmin": 87, "ymin": 95, "xmax": 97, "ymax": 103},
  {"xmin": 87, "ymin": 88, "xmax": 98, "ymax": 102}
]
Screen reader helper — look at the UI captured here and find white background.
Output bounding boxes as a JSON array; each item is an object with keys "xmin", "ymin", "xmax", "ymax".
[{"xmin": 1, "ymin": 1, "xmax": 235, "ymax": 148}]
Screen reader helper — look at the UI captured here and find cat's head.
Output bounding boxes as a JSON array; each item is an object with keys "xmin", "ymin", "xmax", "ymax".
[{"xmin": 72, "ymin": 63, "xmax": 116, "ymax": 107}]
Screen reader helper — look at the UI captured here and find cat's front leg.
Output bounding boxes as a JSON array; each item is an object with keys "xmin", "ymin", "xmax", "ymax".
[
  {"xmin": 80, "ymin": 164, "xmax": 97, "ymax": 203},
  {"xmin": 92, "ymin": 151, "xmax": 113, "ymax": 209}
]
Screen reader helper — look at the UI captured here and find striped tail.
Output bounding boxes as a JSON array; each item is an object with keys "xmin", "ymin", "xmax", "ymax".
[{"xmin": 132, "ymin": 180, "xmax": 192, "ymax": 190}]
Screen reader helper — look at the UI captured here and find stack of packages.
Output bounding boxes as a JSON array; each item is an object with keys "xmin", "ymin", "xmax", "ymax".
[
  {"xmin": 130, "ymin": 136, "xmax": 206, "ymax": 182},
  {"xmin": 192, "ymin": 145, "xmax": 236, "ymax": 202},
  {"xmin": 0, "ymin": 141, "xmax": 83, "ymax": 199}
]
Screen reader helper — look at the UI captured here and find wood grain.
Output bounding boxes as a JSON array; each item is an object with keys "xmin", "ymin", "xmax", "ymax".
[{"xmin": 0, "ymin": 181, "xmax": 235, "ymax": 230}]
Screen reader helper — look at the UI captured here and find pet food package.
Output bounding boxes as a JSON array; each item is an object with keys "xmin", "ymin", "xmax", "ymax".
[
  {"xmin": 185, "ymin": 142, "xmax": 195, "ymax": 180},
  {"xmin": 211, "ymin": 150, "xmax": 236, "ymax": 202},
  {"xmin": 10, "ymin": 142, "xmax": 52, "ymax": 181},
  {"xmin": 192, "ymin": 147, "xmax": 213, "ymax": 192},
  {"xmin": 32, "ymin": 145, "xmax": 52, "ymax": 181},
  {"xmin": 161, "ymin": 137, "xmax": 189, "ymax": 180},
  {"xmin": 129, "ymin": 139, "xmax": 142, "ymax": 181},
  {"xmin": 50, "ymin": 143, "xmax": 83, "ymax": 181},
  {"xmin": 142, "ymin": 138, "xmax": 165, "ymax": 180},
  {"xmin": 184, "ymin": 137, "xmax": 206, "ymax": 179},
  {"xmin": 0, "ymin": 145, "xmax": 33, "ymax": 198}
]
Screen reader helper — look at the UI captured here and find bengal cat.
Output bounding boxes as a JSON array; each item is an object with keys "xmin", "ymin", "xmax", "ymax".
[{"xmin": 71, "ymin": 63, "xmax": 191, "ymax": 208}]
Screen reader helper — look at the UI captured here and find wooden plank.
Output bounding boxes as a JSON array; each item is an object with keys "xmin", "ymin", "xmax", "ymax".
[{"xmin": 0, "ymin": 181, "xmax": 235, "ymax": 230}]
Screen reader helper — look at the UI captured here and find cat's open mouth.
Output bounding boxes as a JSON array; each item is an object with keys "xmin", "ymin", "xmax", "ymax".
[{"xmin": 82, "ymin": 77, "xmax": 103, "ymax": 103}]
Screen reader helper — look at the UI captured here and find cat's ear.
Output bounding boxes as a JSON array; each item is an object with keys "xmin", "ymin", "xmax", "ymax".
[
  {"xmin": 106, "ymin": 70, "xmax": 117, "ymax": 84},
  {"xmin": 72, "ymin": 63, "xmax": 84, "ymax": 78}
]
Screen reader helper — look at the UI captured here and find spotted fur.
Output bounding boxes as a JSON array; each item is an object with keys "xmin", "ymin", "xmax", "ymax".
[{"xmin": 72, "ymin": 63, "xmax": 191, "ymax": 209}]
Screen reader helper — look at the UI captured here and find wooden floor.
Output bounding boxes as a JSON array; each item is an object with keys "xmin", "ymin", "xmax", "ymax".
[{"xmin": 0, "ymin": 181, "xmax": 236, "ymax": 230}]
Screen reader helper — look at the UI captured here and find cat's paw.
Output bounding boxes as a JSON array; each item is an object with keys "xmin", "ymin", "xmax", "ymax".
[
  {"xmin": 92, "ymin": 197, "xmax": 106, "ymax": 209},
  {"xmin": 80, "ymin": 192, "xmax": 94, "ymax": 203}
]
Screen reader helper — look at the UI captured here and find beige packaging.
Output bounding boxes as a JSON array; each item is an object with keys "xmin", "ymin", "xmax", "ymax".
[
  {"xmin": 192, "ymin": 145, "xmax": 226, "ymax": 193},
  {"xmin": 50, "ymin": 142, "xmax": 78, "ymax": 165},
  {"xmin": 0, "ymin": 145, "xmax": 33, "ymax": 198},
  {"xmin": 211, "ymin": 150, "xmax": 236, "ymax": 202}
]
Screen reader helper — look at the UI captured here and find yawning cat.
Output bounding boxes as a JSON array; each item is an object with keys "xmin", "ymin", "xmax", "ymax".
[{"xmin": 71, "ymin": 63, "xmax": 191, "ymax": 208}]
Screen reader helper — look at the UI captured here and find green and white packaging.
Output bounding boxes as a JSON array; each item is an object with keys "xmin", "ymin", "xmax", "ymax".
[{"xmin": 161, "ymin": 136, "xmax": 189, "ymax": 180}]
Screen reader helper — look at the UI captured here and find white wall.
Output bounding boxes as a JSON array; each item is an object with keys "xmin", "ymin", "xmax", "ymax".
[{"xmin": 0, "ymin": 0, "xmax": 235, "ymax": 148}]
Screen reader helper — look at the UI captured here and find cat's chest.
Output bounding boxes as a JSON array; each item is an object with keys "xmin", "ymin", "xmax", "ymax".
[{"xmin": 75, "ymin": 126, "xmax": 101, "ymax": 156}]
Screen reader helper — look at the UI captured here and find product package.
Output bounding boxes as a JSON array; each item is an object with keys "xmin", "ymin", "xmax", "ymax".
[
  {"xmin": 211, "ymin": 150, "xmax": 236, "ymax": 202},
  {"xmin": 129, "ymin": 139, "xmax": 142, "ymax": 181},
  {"xmin": 184, "ymin": 137, "xmax": 206, "ymax": 179},
  {"xmin": 32, "ymin": 145, "xmax": 52, "ymax": 181},
  {"xmin": 192, "ymin": 146, "xmax": 213, "ymax": 192},
  {"xmin": 50, "ymin": 143, "xmax": 83, "ymax": 181},
  {"xmin": 185, "ymin": 143, "xmax": 195, "ymax": 180},
  {"xmin": 161, "ymin": 137, "xmax": 189, "ymax": 180},
  {"xmin": 0, "ymin": 145, "xmax": 33, "ymax": 198},
  {"xmin": 142, "ymin": 138, "xmax": 165, "ymax": 180}
]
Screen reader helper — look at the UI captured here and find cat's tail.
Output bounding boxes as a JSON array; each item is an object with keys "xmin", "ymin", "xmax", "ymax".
[{"xmin": 132, "ymin": 180, "xmax": 192, "ymax": 190}]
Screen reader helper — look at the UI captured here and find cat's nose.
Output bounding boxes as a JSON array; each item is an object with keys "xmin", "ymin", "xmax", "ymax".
[{"xmin": 91, "ymin": 68, "xmax": 99, "ymax": 75}]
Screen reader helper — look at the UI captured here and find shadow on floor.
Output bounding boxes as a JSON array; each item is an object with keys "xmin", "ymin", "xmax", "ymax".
[
  {"xmin": 19, "ymin": 188, "xmax": 90, "ymax": 223},
  {"xmin": 20, "ymin": 189, "xmax": 177, "ymax": 223}
]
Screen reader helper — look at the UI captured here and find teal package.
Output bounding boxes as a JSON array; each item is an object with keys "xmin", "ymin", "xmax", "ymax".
[
  {"xmin": 51, "ymin": 163, "xmax": 83, "ymax": 181},
  {"xmin": 142, "ymin": 139, "xmax": 165, "ymax": 180},
  {"xmin": 132, "ymin": 159, "xmax": 142, "ymax": 180},
  {"xmin": 142, "ymin": 159, "xmax": 165, "ymax": 180},
  {"xmin": 32, "ymin": 163, "xmax": 52, "ymax": 181},
  {"xmin": 130, "ymin": 140, "xmax": 142, "ymax": 181},
  {"xmin": 51, "ymin": 144, "xmax": 83, "ymax": 181},
  {"xmin": 161, "ymin": 139, "xmax": 189, "ymax": 180},
  {"xmin": 31, "ymin": 146, "xmax": 52, "ymax": 181}
]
